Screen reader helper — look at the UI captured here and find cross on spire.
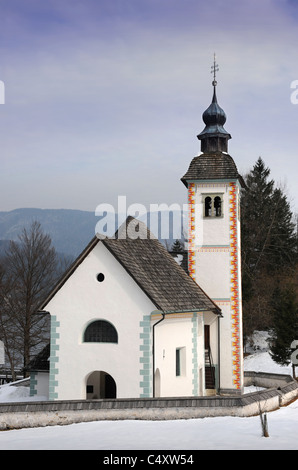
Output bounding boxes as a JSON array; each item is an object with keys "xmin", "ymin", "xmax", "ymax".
[{"xmin": 211, "ymin": 53, "xmax": 219, "ymax": 87}]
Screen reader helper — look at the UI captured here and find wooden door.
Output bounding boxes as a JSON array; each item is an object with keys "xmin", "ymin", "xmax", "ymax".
[{"xmin": 204, "ymin": 325, "xmax": 210, "ymax": 350}]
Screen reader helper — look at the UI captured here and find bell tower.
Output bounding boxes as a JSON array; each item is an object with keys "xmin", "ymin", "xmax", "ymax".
[{"xmin": 181, "ymin": 56, "xmax": 244, "ymax": 395}]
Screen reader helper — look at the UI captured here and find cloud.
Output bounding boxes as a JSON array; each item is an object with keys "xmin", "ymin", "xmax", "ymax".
[{"xmin": 0, "ymin": 0, "xmax": 298, "ymax": 212}]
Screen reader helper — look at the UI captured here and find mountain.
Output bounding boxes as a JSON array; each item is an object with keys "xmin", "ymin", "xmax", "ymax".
[
  {"xmin": 0, "ymin": 240, "xmax": 11, "ymax": 257},
  {"xmin": 0, "ymin": 208, "xmax": 186, "ymax": 259},
  {"xmin": 0, "ymin": 208, "xmax": 97, "ymax": 258}
]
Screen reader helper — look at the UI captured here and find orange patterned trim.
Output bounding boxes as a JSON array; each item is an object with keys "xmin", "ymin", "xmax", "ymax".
[
  {"xmin": 188, "ymin": 183, "xmax": 196, "ymax": 280},
  {"xmin": 198, "ymin": 247, "xmax": 231, "ymax": 253},
  {"xmin": 229, "ymin": 182, "xmax": 241, "ymax": 390}
]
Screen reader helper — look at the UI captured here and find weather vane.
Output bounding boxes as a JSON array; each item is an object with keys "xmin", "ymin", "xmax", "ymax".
[{"xmin": 211, "ymin": 53, "xmax": 219, "ymax": 87}]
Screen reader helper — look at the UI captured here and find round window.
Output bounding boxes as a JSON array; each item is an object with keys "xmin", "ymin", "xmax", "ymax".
[{"xmin": 96, "ymin": 273, "xmax": 105, "ymax": 282}]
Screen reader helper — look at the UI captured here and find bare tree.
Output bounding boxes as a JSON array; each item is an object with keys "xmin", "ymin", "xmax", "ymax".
[
  {"xmin": 0, "ymin": 259, "xmax": 21, "ymax": 380},
  {"xmin": 0, "ymin": 221, "xmax": 58, "ymax": 378}
]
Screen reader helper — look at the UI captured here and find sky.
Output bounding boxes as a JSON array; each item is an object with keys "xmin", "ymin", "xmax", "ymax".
[{"xmin": 1, "ymin": 0, "xmax": 298, "ymax": 215}]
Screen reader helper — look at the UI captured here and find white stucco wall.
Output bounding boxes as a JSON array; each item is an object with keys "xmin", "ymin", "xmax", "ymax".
[
  {"xmin": 192, "ymin": 180, "xmax": 244, "ymax": 393},
  {"xmin": 154, "ymin": 316, "xmax": 197, "ymax": 397},
  {"xmin": 45, "ymin": 241, "xmax": 156, "ymax": 400},
  {"xmin": 153, "ymin": 311, "xmax": 218, "ymax": 397}
]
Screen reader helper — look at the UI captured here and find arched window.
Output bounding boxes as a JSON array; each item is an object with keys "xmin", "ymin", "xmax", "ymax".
[
  {"xmin": 83, "ymin": 320, "xmax": 118, "ymax": 343},
  {"xmin": 204, "ymin": 196, "xmax": 212, "ymax": 217},
  {"xmin": 203, "ymin": 194, "xmax": 223, "ymax": 218},
  {"xmin": 214, "ymin": 196, "xmax": 222, "ymax": 217}
]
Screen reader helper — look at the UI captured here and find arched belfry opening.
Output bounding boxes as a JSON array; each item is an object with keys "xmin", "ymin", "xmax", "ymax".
[{"xmin": 86, "ymin": 371, "xmax": 117, "ymax": 399}]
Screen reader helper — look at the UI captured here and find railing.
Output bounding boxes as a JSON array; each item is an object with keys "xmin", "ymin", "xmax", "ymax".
[{"xmin": 205, "ymin": 347, "xmax": 216, "ymax": 389}]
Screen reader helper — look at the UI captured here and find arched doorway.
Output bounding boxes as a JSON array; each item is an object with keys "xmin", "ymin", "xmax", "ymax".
[
  {"xmin": 154, "ymin": 368, "xmax": 161, "ymax": 397},
  {"xmin": 86, "ymin": 371, "xmax": 117, "ymax": 399}
]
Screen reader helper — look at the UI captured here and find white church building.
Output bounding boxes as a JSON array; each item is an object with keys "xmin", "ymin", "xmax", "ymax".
[{"xmin": 29, "ymin": 70, "xmax": 245, "ymax": 400}]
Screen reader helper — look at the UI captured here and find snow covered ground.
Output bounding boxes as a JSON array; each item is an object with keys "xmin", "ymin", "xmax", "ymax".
[{"xmin": 0, "ymin": 331, "xmax": 297, "ymax": 451}]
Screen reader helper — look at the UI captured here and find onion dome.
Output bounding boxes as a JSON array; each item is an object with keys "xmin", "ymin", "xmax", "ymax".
[{"xmin": 197, "ymin": 85, "xmax": 231, "ymax": 153}]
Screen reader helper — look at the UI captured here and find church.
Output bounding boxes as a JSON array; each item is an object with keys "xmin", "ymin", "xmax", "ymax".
[{"xmin": 29, "ymin": 63, "xmax": 245, "ymax": 400}]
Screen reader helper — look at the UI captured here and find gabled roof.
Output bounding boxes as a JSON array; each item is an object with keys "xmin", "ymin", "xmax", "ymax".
[{"xmin": 39, "ymin": 217, "xmax": 220, "ymax": 315}]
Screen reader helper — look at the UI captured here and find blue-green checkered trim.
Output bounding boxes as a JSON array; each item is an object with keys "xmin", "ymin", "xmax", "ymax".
[
  {"xmin": 29, "ymin": 372, "xmax": 38, "ymax": 396},
  {"xmin": 49, "ymin": 315, "xmax": 60, "ymax": 400},
  {"xmin": 139, "ymin": 315, "xmax": 152, "ymax": 398}
]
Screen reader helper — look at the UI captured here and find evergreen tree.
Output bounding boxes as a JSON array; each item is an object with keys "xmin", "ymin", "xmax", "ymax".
[
  {"xmin": 241, "ymin": 157, "xmax": 297, "ymax": 336},
  {"xmin": 241, "ymin": 157, "xmax": 296, "ymax": 279},
  {"xmin": 269, "ymin": 284, "xmax": 298, "ymax": 367},
  {"xmin": 268, "ymin": 187, "xmax": 297, "ymax": 268},
  {"xmin": 171, "ymin": 239, "xmax": 184, "ymax": 252}
]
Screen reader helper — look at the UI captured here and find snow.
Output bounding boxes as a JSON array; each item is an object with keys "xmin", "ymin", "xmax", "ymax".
[
  {"xmin": 0, "ymin": 380, "xmax": 47, "ymax": 403},
  {"xmin": 244, "ymin": 350, "xmax": 292, "ymax": 375},
  {"xmin": 0, "ymin": 403, "xmax": 297, "ymax": 451},
  {"xmin": 0, "ymin": 332, "xmax": 297, "ymax": 450}
]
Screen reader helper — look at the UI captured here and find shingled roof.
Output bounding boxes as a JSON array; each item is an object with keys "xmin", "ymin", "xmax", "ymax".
[
  {"xmin": 181, "ymin": 152, "xmax": 245, "ymax": 188},
  {"xmin": 103, "ymin": 217, "xmax": 219, "ymax": 314},
  {"xmin": 39, "ymin": 217, "xmax": 220, "ymax": 315}
]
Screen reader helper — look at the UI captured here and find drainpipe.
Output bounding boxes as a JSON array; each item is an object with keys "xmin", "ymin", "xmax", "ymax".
[
  {"xmin": 152, "ymin": 312, "xmax": 165, "ymax": 398},
  {"xmin": 218, "ymin": 314, "xmax": 221, "ymax": 393}
]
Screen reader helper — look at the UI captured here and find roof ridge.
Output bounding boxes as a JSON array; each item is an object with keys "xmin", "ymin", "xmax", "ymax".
[{"xmin": 114, "ymin": 215, "xmax": 157, "ymax": 240}]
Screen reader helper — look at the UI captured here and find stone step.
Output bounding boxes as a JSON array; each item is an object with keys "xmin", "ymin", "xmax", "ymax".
[{"xmin": 205, "ymin": 389, "xmax": 217, "ymax": 396}]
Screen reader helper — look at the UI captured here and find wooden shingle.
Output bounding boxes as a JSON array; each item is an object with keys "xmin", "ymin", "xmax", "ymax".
[
  {"xmin": 181, "ymin": 152, "xmax": 245, "ymax": 187},
  {"xmin": 103, "ymin": 217, "xmax": 220, "ymax": 314}
]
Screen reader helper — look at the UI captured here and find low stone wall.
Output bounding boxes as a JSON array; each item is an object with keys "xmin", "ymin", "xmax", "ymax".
[
  {"xmin": 244, "ymin": 370, "xmax": 294, "ymax": 388},
  {"xmin": 0, "ymin": 372, "xmax": 297, "ymax": 430}
]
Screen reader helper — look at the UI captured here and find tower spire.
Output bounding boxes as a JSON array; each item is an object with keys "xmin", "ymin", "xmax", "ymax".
[{"xmin": 197, "ymin": 55, "xmax": 231, "ymax": 153}]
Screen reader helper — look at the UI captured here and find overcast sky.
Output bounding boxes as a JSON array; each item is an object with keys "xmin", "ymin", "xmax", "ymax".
[{"xmin": 1, "ymin": 0, "xmax": 298, "ymax": 215}]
